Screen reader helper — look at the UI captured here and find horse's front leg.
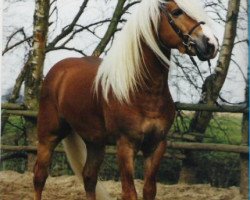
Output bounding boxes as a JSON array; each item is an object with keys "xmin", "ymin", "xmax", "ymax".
[
  {"xmin": 117, "ymin": 135, "xmax": 139, "ymax": 200},
  {"xmin": 142, "ymin": 139, "xmax": 167, "ymax": 200}
]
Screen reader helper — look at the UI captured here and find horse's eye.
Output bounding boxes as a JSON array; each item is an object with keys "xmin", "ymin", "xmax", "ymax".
[{"xmin": 171, "ymin": 9, "xmax": 183, "ymax": 17}]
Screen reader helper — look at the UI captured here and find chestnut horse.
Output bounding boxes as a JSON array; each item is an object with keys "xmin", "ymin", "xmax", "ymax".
[{"xmin": 33, "ymin": 0, "xmax": 218, "ymax": 199}]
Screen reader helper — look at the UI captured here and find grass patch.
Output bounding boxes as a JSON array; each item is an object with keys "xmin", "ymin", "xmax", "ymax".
[
  {"xmin": 172, "ymin": 112, "xmax": 242, "ymax": 145},
  {"xmin": 205, "ymin": 114, "xmax": 242, "ymax": 144}
]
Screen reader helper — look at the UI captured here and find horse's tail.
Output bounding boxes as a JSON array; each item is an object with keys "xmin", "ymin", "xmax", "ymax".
[{"xmin": 62, "ymin": 132, "xmax": 111, "ymax": 200}]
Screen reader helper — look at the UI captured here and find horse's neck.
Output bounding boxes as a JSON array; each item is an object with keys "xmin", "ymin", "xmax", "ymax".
[
  {"xmin": 132, "ymin": 42, "xmax": 172, "ymax": 115},
  {"xmin": 140, "ymin": 42, "xmax": 171, "ymax": 95}
]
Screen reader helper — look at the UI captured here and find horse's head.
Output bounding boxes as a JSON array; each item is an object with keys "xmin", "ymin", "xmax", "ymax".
[{"xmin": 159, "ymin": 0, "xmax": 219, "ymax": 61}]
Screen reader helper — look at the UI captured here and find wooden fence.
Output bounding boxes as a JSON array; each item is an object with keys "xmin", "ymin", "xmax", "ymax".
[{"xmin": 1, "ymin": 102, "xmax": 249, "ymax": 198}]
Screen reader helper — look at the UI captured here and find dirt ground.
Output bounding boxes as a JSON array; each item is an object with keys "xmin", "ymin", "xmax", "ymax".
[{"xmin": 0, "ymin": 171, "xmax": 243, "ymax": 200}]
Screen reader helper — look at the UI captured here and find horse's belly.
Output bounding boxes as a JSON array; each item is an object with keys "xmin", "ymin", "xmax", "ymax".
[{"xmin": 59, "ymin": 97, "xmax": 107, "ymax": 142}]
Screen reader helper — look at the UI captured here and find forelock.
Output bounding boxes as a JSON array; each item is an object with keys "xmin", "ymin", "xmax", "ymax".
[{"xmin": 174, "ymin": 0, "xmax": 211, "ymax": 25}]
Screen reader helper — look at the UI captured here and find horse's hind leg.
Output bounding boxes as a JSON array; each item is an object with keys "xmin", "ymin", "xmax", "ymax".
[
  {"xmin": 83, "ymin": 142, "xmax": 105, "ymax": 200},
  {"xmin": 33, "ymin": 102, "xmax": 70, "ymax": 200}
]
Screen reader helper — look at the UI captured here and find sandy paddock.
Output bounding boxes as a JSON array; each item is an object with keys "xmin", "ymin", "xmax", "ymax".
[{"xmin": 0, "ymin": 171, "xmax": 243, "ymax": 200}]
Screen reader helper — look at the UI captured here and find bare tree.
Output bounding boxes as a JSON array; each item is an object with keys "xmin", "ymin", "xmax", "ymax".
[
  {"xmin": 2, "ymin": 0, "xmax": 140, "ymax": 169},
  {"xmin": 179, "ymin": 0, "xmax": 242, "ymax": 183},
  {"xmin": 190, "ymin": 0, "xmax": 242, "ymax": 133},
  {"xmin": 24, "ymin": 0, "xmax": 50, "ymax": 171},
  {"xmin": 2, "ymin": 0, "xmax": 136, "ymax": 105}
]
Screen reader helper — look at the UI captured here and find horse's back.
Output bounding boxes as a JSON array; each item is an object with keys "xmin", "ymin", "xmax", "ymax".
[
  {"xmin": 41, "ymin": 56, "xmax": 101, "ymax": 101},
  {"xmin": 39, "ymin": 56, "xmax": 105, "ymax": 135}
]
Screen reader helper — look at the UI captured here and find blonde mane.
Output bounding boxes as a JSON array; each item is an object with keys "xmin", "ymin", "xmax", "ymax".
[{"xmin": 94, "ymin": 0, "xmax": 209, "ymax": 103}]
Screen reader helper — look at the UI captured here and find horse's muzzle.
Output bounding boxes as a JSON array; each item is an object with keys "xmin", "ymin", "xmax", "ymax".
[{"xmin": 194, "ymin": 35, "xmax": 218, "ymax": 61}]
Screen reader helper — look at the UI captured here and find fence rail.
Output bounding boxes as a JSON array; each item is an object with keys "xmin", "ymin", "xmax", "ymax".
[
  {"xmin": 0, "ymin": 145, "xmax": 185, "ymax": 160},
  {"xmin": 174, "ymin": 102, "xmax": 248, "ymax": 113},
  {"xmin": 1, "ymin": 102, "xmax": 248, "ymax": 118},
  {"xmin": 1, "ymin": 142, "xmax": 248, "ymax": 155}
]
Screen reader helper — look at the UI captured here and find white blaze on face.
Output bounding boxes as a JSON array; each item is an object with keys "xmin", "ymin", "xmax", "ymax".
[{"xmin": 201, "ymin": 24, "xmax": 219, "ymax": 56}]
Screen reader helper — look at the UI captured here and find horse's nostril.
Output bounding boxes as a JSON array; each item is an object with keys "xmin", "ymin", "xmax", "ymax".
[
  {"xmin": 202, "ymin": 36, "xmax": 209, "ymax": 45},
  {"xmin": 207, "ymin": 43, "xmax": 215, "ymax": 55}
]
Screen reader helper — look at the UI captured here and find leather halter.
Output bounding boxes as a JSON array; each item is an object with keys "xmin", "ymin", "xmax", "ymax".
[
  {"xmin": 160, "ymin": 4, "xmax": 205, "ymax": 52},
  {"xmin": 159, "ymin": 3, "xmax": 211, "ymax": 77}
]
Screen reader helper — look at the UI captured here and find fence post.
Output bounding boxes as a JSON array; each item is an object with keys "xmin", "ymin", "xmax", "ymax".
[{"xmin": 25, "ymin": 117, "xmax": 38, "ymax": 171}]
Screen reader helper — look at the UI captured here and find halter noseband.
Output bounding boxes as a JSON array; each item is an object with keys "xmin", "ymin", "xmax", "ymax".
[{"xmin": 160, "ymin": 4, "xmax": 205, "ymax": 52}]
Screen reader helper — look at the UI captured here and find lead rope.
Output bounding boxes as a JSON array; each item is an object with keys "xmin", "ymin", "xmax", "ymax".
[
  {"xmin": 189, "ymin": 56, "xmax": 204, "ymax": 82},
  {"xmin": 207, "ymin": 59, "xmax": 212, "ymax": 74},
  {"xmin": 189, "ymin": 56, "xmax": 212, "ymax": 81}
]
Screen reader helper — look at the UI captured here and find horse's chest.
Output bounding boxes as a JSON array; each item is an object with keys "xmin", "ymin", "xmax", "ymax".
[
  {"xmin": 140, "ymin": 117, "xmax": 166, "ymax": 135},
  {"xmin": 104, "ymin": 90, "xmax": 175, "ymax": 138},
  {"xmin": 105, "ymin": 103, "xmax": 174, "ymax": 137}
]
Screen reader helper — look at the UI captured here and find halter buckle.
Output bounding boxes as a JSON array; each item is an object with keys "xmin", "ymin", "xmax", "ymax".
[{"xmin": 182, "ymin": 34, "xmax": 195, "ymax": 48}]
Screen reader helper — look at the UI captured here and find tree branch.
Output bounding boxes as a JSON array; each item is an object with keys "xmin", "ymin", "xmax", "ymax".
[
  {"xmin": 92, "ymin": 0, "xmax": 127, "ymax": 57},
  {"xmin": 2, "ymin": 28, "xmax": 32, "ymax": 55},
  {"xmin": 47, "ymin": 0, "xmax": 89, "ymax": 50}
]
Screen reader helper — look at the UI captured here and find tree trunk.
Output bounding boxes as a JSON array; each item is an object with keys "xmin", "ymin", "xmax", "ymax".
[
  {"xmin": 92, "ymin": 0, "xmax": 127, "ymax": 57},
  {"xmin": 24, "ymin": 0, "xmax": 50, "ymax": 171},
  {"xmin": 179, "ymin": 0, "xmax": 241, "ymax": 183},
  {"xmin": 190, "ymin": 0, "xmax": 241, "ymax": 134}
]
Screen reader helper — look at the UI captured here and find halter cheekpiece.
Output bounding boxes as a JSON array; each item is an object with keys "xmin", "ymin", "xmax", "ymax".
[{"xmin": 160, "ymin": 3, "xmax": 205, "ymax": 52}]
